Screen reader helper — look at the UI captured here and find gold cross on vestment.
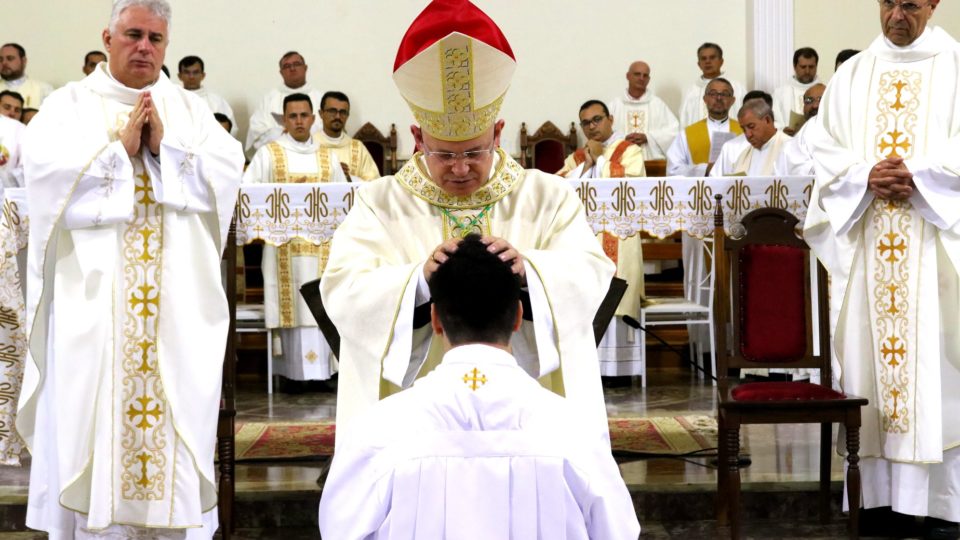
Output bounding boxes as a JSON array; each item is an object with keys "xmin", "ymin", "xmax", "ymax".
[
  {"xmin": 126, "ymin": 395, "xmax": 161, "ymax": 430},
  {"xmin": 463, "ymin": 367, "xmax": 487, "ymax": 391}
]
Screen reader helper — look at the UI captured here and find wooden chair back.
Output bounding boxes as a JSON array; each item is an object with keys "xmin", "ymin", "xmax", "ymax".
[
  {"xmin": 519, "ymin": 121, "xmax": 578, "ymax": 173},
  {"xmin": 353, "ymin": 122, "xmax": 399, "ymax": 176}
]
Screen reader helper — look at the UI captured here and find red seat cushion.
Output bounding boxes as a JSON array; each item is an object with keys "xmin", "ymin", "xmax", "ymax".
[
  {"xmin": 731, "ymin": 381, "xmax": 846, "ymax": 401},
  {"xmin": 739, "ymin": 244, "xmax": 807, "ymax": 362}
]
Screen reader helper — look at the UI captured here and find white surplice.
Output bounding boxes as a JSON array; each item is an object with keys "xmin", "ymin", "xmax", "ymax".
[
  {"xmin": 316, "ymin": 131, "xmax": 381, "ymax": 181},
  {"xmin": 805, "ymin": 26, "xmax": 960, "ymax": 521},
  {"xmin": 709, "ymin": 130, "xmax": 791, "ymax": 177},
  {"xmin": 0, "ymin": 76, "xmax": 54, "ymax": 109},
  {"xmin": 321, "ymin": 151, "xmax": 616, "ymax": 436},
  {"xmin": 608, "ymin": 90, "xmax": 679, "ymax": 160},
  {"xmin": 774, "ymin": 117, "xmax": 818, "ymax": 176},
  {"xmin": 0, "ymin": 115, "xmax": 24, "ymax": 188},
  {"xmin": 242, "ymin": 134, "xmax": 345, "ymax": 381},
  {"xmin": 772, "ymin": 76, "xmax": 821, "ymax": 130},
  {"xmin": 187, "ymin": 86, "xmax": 237, "ymax": 137},
  {"xmin": 665, "ymin": 116, "xmax": 739, "ymax": 177},
  {"xmin": 245, "ymin": 85, "xmax": 323, "ymax": 152},
  {"xmin": 318, "ymin": 343, "xmax": 640, "ymax": 540},
  {"xmin": 678, "ymin": 74, "xmax": 746, "ymax": 128},
  {"xmin": 18, "ymin": 64, "xmax": 242, "ymax": 538}
]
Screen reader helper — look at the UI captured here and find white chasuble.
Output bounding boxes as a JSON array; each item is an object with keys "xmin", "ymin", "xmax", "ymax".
[
  {"xmin": 242, "ymin": 135, "xmax": 345, "ymax": 381},
  {"xmin": 805, "ymin": 27, "xmax": 960, "ymax": 468},
  {"xmin": 321, "ymin": 150, "xmax": 616, "ymax": 435},
  {"xmin": 19, "ymin": 65, "xmax": 242, "ymax": 536},
  {"xmin": 608, "ymin": 91, "xmax": 680, "ymax": 160}
]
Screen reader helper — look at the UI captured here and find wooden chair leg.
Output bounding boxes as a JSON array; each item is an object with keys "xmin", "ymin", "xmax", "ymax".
[
  {"xmin": 819, "ymin": 422, "xmax": 832, "ymax": 523},
  {"xmin": 845, "ymin": 424, "xmax": 861, "ymax": 540},
  {"xmin": 717, "ymin": 424, "xmax": 730, "ymax": 526},
  {"xmin": 727, "ymin": 426, "xmax": 742, "ymax": 540}
]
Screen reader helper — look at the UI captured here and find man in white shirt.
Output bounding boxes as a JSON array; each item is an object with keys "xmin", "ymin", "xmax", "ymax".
[
  {"xmin": 666, "ymin": 78, "xmax": 743, "ymax": 177},
  {"xmin": 243, "ymin": 93, "xmax": 345, "ymax": 384},
  {"xmin": 0, "ymin": 44, "xmax": 53, "ymax": 109},
  {"xmin": 246, "ymin": 51, "xmax": 323, "ymax": 153},
  {"xmin": 82, "ymin": 50, "xmax": 106, "ymax": 76},
  {"xmin": 711, "ymin": 94, "xmax": 791, "ymax": 177},
  {"xmin": 773, "ymin": 47, "xmax": 821, "ymax": 134},
  {"xmin": 607, "ymin": 61, "xmax": 679, "ymax": 161},
  {"xmin": 678, "ymin": 43, "xmax": 747, "ymax": 128},
  {"xmin": 315, "ymin": 91, "xmax": 380, "ymax": 181},
  {"xmin": 177, "ymin": 55, "xmax": 237, "ymax": 137},
  {"xmin": 319, "ymin": 234, "xmax": 640, "ymax": 540}
]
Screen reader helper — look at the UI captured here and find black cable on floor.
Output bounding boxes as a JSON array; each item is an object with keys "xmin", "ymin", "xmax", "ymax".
[{"xmin": 621, "ymin": 315, "xmax": 719, "ymax": 382}]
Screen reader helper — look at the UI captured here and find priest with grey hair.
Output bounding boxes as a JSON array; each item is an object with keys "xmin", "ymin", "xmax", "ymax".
[{"xmin": 18, "ymin": 0, "xmax": 243, "ymax": 537}]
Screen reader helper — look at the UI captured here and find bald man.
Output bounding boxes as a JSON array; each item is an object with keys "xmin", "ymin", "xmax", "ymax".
[{"xmin": 607, "ymin": 60, "xmax": 679, "ymax": 161}]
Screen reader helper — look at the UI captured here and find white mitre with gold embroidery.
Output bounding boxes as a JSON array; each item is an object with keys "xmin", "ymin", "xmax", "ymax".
[{"xmin": 392, "ymin": 0, "xmax": 516, "ymax": 141}]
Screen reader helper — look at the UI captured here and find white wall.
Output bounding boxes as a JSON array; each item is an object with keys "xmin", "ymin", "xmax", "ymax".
[
  {"xmin": 794, "ymin": 0, "xmax": 960, "ymax": 78},
  {"xmin": 7, "ymin": 1, "xmax": 956, "ymax": 159},
  {"xmin": 2, "ymin": 0, "xmax": 750, "ymax": 158}
]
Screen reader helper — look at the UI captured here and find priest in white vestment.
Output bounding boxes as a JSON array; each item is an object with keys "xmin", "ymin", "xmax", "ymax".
[
  {"xmin": 710, "ymin": 97, "xmax": 791, "ymax": 177},
  {"xmin": 243, "ymin": 93, "xmax": 345, "ymax": 383},
  {"xmin": 0, "ymin": 43, "xmax": 53, "ymax": 109},
  {"xmin": 775, "ymin": 83, "xmax": 825, "ymax": 177},
  {"xmin": 319, "ymin": 235, "xmax": 640, "ymax": 540},
  {"xmin": 772, "ymin": 47, "xmax": 822, "ymax": 133},
  {"xmin": 667, "ymin": 78, "xmax": 742, "ymax": 177},
  {"xmin": 607, "ymin": 61, "xmax": 679, "ymax": 161},
  {"xmin": 0, "ymin": 115, "xmax": 24, "ymax": 188},
  {"xmin": 804, "ymin": 1, "xmax": 960, "ymax": 533},
  {"xmin": 316, "ymin": 91, "xmax": 381, "ymax": 181},
  {"xmin": 678, "ymin": 43, "xmax": 746, "ymax": 128},
  {"xmin": 17, "ymin": 1, "xmax": 243, "ymax": 537},
  {"xmin": 245, "ymin": 52, "xmax": 323, "ymax": 153},
  {"xmin": 557, "ymin": 100, "xmax": 648, "ymax": 378},
  {"xmin": 321, "ymin": 0, "xmax": 615, "ymax": 437},
  {"xmin": 177, "ymin": 55, "xmax": 238, "ymax": 137}
]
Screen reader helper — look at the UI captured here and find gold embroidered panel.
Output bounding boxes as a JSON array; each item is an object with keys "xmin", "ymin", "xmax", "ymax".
[
  {"xmin": 235, "ymin": 183, "xmax": 359, "ymax": 246},
  {"xmin": 396, "ymin": 149, "xmax": 523, "ymax": 210},
  {"xmin": 0, "ymin": 188, "xmax": 27, "ymax": 465},
  {"xmin": 571, "ymin": 176, "xmax": 814, "ymax": 239}
]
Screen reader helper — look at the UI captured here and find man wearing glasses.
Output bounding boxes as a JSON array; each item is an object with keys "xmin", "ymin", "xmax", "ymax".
[
  {"xmin": 316, "ymin": 91, "xmax": 380, "ymax": 181},
  {"xmin": 666, "ymin": 78, "xmax": 743, "ymax": 177},
  {"xmin": 557, "ymin": 100, "xmax": 645, "ymax": 179},
  {"xmin": 806, "ymin": 1, "xmax": 960, "ymax": 537},
  {"xmin": 321, "ymin": 0, "xmax": 615, "ymax": 437},
  {"xmin": 774, "ymin": 83, "xmax": 825, "ymax": 176},
  {"xmin": 246, "ymin": 51, "xmax": 323, "ymax": 153}
]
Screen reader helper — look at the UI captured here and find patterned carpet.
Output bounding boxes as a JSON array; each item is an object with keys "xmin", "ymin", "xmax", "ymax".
[{"xmin": 234, "ymin": 414, "xmax": 717, "ymax": 460}]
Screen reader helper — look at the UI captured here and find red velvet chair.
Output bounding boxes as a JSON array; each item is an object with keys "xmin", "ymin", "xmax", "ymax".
[
  {"xmin": 518, "ymin": 121, "xmax": 577, "ymax": 173},
  {"xmin": 711, "ymin": 199, "xmax": 867, "ymax": 540}
]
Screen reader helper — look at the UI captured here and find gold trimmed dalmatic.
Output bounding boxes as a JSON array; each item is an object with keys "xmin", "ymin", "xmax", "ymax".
[{"xmin": 805, "ymin": 26, "xmax": 960, "ymax": 464}]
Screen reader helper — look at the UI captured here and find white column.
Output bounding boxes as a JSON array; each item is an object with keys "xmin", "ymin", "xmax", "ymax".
[{"xmin": 748, "ymin": 0, "xmax": 794, "ymax": 94}]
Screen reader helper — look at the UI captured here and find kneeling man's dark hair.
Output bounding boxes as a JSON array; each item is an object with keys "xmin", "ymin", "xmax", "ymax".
[{"xmin": 429, "ymin": 234, "xmax": 520, "ymax": 346}]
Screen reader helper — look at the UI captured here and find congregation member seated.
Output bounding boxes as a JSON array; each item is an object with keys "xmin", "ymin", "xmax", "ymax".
[
  {"xmin": 318, "ymin": 235, "xmax": 641, "ymax": 539},
  {"xmin": 0, "ymin": 90, "xmax": 24, "ymax": 122},
  {"xmin": 246, "ymin": 51, "xmax": 323, "ymax": 152},
  {"xmin": 773, "ymin": 47, "xmax": 821, "ymax": 133},
  {"xmin": 710, "ymin": 93, "xmax": 790, "ymax": 177},
  {"xmin": 678, "ymin": 42, "xmax": 746, "ymax": 127},
  {"xmin": 178, "ymin": 55, "xmax": 238, "ymax": 136},
  {"xmin": 607, "ymin": 60, "xmax": 679, "ymax": 160},
  {"xmin": 0, "ymin": 43, "xmax": 53, "ymax": 109},
  {"xmin": 666, "ymin": 77, "xmax": 742, "ymax": 177},
  {"xmin": 315, "ymin": 91, "xmax": 380, "ymax": 180}
]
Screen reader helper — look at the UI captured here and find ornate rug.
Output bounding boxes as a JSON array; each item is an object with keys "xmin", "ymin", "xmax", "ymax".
[{"xmin": 234, "ymin": 414, "xmax": 717, "ymax": 461}]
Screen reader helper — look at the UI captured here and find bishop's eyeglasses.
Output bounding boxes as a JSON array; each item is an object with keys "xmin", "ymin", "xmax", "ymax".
[{"xmin": 421, "ymin": 143, "xmax": 497, "ymax": 165}]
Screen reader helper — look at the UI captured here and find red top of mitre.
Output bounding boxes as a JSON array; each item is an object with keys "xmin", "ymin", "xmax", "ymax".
[{"xmin": 393, "ymin": 0, "xmax": 515, "ymax": 72}]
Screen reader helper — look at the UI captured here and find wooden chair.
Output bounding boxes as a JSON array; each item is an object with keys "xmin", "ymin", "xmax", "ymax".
[
  {"xmin": 712, "ymin": 198, "xmax": 867, "ymax": 540},
  {"xmin": 353, "ymin": 122, "xmax": 398, "ymax": 176},
  {"xmin": 644, "ymin": 159, "xmax": 667, "ymax": 177},
  {"xmin": 519, "ymin": 121, "xmax": 578, "ymax": 173}
]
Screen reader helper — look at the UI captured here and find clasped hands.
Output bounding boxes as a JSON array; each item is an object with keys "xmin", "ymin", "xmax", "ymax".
[
  {"xmin": 424, "ymin": 236, "xmax": 525, "ymax": 283},
  {"xmin": 119, "ymin": 92, "xmax": 164, "ymax": 158},
  {"xmin": 868, "ymin": 157, "xmax": 914, "ymax": 201}
]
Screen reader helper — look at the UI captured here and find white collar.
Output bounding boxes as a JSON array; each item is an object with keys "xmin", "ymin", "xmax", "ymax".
[
  {"xmin": 441, "ymin": 344, "xmax": 518, "ymax": 368},
  {"xmin": 320, "ymin": 130, "xmax": 347, "ymax": 145},
  {"xmin": 84, "ymin": 63, "xmax": 167, "ymax": 106},
  {"xmin": 276, "ymin": 132, "xmax": 317, "ymax": 153},
  {"xmin": 706, "ymin": 116, "xmax": 729, "ymax": 127},
  {"xmin": 622, "ymin": 89, "xmax": 649, "ymax": 103},
  {"xmin": 2, "ymin": 75, "xmax": 26, "ymax": 87}
]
